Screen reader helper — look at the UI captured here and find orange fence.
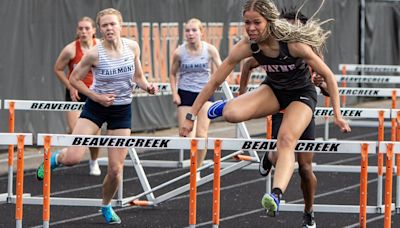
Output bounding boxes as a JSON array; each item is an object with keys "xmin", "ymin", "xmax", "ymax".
[{"xmin": 121, "ymin": 22, "xmax": 245, "ymax": 84}]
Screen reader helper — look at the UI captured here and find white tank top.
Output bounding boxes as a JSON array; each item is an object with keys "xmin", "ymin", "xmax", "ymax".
[
  {"xmin": 177, "ymin": 41, "xmax": 211, "ymax": 92},
  {"xmin": 91, "ymin": 39, "xmax": 135, "ymax": 105}
]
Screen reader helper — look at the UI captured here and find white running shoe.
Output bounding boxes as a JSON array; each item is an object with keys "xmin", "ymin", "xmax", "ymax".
[{"xmin": 89, "ymin": 160, "xmax": 101, "ymax": 176}]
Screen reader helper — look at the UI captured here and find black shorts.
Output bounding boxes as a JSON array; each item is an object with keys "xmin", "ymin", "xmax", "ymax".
[
  {"xmin": 271, "ymin": 112, "xmax": 315, "ymax": 140},
  {"xmin": 261, "ymin": 82, "xmax": 317, "ymax": 113},
  {"xmin": 65, "ymin": 88, "xmax": 88, "ymax": 102},
  {"xmin": 80, "ymin": 98, "xmax": 132, "ymax": 130},
  {"xmin": 177, "ymin": 89, "xmax": 214, "ymax": 107}
]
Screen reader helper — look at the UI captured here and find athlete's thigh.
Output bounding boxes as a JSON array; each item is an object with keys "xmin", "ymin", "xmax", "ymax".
[
  {"xmin": 72, "ymin": 118, "xmax": 101, "ymax": 135},
  {"xmin": 67, "ymin": 118, "xmax": 100, "ymax": 159},
  {"xmin": 196, "ymin": 101, "xmax": 211, "ymax": 135},
  {"xmin": 226, "ymin": 84, "xmax": 280, "ymax": 119},
  {"xmin": 66, "ymin": 111, "xmax": 81, "ymax": 131},
  {"xmin": 106, "ymin": 128, "xmax": 131, "ymax": 166},
  {"xmin": 278, "ymin": 102, "xmax": 313, "ymax": 140},
  {"xmin": 297, "ymin": 152, "xmax": 314, "ymax": 167}
]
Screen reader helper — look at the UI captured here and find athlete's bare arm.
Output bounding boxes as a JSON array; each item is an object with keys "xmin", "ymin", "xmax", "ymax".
[{"xmin": 288, "ymin": 42, "xmax": 350, "ymax": 133}]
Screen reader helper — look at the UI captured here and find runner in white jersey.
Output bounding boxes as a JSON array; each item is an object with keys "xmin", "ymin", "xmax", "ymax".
[
  {"xmin": 170, "ymin": 18, "xmax": 221, "ymax": 178},
  {"xmin": 36, "ymin": 8, "xmax": 157, "ymax": 225}
]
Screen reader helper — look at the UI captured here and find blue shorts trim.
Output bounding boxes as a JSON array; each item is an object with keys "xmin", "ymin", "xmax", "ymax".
[{"xmin": 80, "ymin": 99, "xmax": 132, "ymax": 130}]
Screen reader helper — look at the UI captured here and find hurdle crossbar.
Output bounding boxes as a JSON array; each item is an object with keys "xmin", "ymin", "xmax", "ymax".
[
  {"xmin": 107, "ymin": 81, "xmax": 260, "ymax": 168},
  {"xmin": 3, "ymin": 82, "xmax": 262, "ymax": 216},
  {"xmin": 338, "ymin": 64, "xmax": 400, "ymax": 74},
  {"xmin": 314, "ymin": 107, "xmax": 396, "ymax": 211},
  {"xmin": 187, "ymin": 139, "xmax": 385, "ymax": 228},
  {"xmin": 334, "ymin": 74, "xmax": 400, "ymax": 84}
]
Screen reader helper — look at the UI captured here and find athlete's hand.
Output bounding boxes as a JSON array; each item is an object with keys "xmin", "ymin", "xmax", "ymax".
[
  {"xmin": 312, "ymin": 74, "xmax": 324, "ymax": 87},
  {"xmin": 95, "ymin": 94, "xmax": 115, "ymax": 107},
  {"xmin": 179, "ymin": 119, "xmax": 194, "ymax": 137},
  {"xmin": 334, "ymin": 117, "xmax": 351, "ymax": 133},
  {"xmin": 172, "ymin": 93, "xmax": 181, "ymax": 106},
  {"xmin": 69, "ymin": 88, "xmax": 80, "ymax": 102},
  {"xmin": 146, "ymin": 84, "xmax": 158, "ymax": 95}
]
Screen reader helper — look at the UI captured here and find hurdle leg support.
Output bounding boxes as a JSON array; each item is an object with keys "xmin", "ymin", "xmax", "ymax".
[{"xmin": 127, "ymin": 148, "xmax": 155, "ymax": 201}]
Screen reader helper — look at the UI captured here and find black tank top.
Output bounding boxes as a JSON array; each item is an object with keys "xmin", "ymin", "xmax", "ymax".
[{"xmin": 251, "ymin": 41, "xmax": 312, "ymax": 90}]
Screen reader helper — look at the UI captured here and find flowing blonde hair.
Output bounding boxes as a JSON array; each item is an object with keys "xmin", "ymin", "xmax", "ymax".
[{"xmin": 242, "ymin": 0, "xmax": 332, "ymax": 55}]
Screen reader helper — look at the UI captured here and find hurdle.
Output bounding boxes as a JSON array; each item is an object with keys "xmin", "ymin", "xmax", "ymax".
[
  {"xmin": 186, "ymin": 138, "xmax": 387, "ymax": 228},
  {"xmin": 33, "ymin": 134, "xmax": 393, "ymax": 227},
  {"xmin": 0, "ymin": 133, "xmax": 33, "ymax": 228},
  {"xmin": 339, "ymin": 64, "xmax": 400, "ymax": 74},
  {"xmin": 2, "ymin": 99, "xmax": 84, "ymax": 205},
  {"xmin": 392, "ymin": 108, "xmax": 400, "ymax": 214},
  {"xmin": 379, "ymin": 141, "xmax": 400, "ymax": 228},
  {"xmin": 315, "ymin": 106, "xmax": 399, "ymax": 215},
  {"xmin": 338, "ymin": 64, "xmax": 400, "ymax": 213},
  {"xmin": 35, "ymin": 134, "xmax": 256, "ymax": 226},
  {"xmin": 334, "ymin": 63, "xmax": 400, "ymax": 133},
  {"xmin": 2, "ymin": 100, "xmax": 159, "ymax": 210},
  {"xmin": 2, "ymin": 80, "xmax": 262, "ymax": 209},
  {"xmin": 97, "ymin": 81, "xmax": 261, "ymax": 169}
]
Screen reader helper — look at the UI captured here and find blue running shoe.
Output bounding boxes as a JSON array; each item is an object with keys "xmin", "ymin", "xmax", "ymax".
[
  {"xmin": 261, "ymin": 193, "xmax": 280, "ymax": 217},
  {"xmin": 207, "ymin": 100, "xmax": 227, "ymax": 119},
  {"xmin": 36, "ymin": 151, "xmax": 61, "ymax": 181},
  {"xmin": 101, "ymin": 205, "xmax": 121, "ymax": 224}
]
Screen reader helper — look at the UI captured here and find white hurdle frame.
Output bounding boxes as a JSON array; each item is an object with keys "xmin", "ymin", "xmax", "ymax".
[
  {"xmin": 34, "ymin": 135, "xmax": 394, "ymax": 223},
  {"xmin": 314, "ymin": 107, "xmax": 397, "ymax": 213},
  {"xmin": 2, "ymin": 99, "xmax": 156, "ymax": 210},
  {"xmin": 209, "ymin": 139, "xmax": 388, "ymax": 216},
  {"xmin": 0, "ymin": 133, "xmax": 33, "ymax": 228},
  {"xmin": 2, "ymin": 81, "xmax": 261, "ymax": 208},
  {"xmin": 98, "ymin": 82, "xmax": 259, "ymax": 168},
  {"xmin": 338, "ymin": 64, "xmax": 400, "ymax": 74}
]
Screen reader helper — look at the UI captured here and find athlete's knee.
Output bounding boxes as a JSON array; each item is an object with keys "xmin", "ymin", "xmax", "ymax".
[
  {"xmin": 107, "ymin": 164, "xmax": 123, "ymax": 178},
  {"xmin": 277, "ymin": 133, "xmax": 297, "ymax": 150},
  {"xmin": 60, "ymin": 150, "xmax": 82, "ymax": 166},
  {"xmin": 195, "ymin": 129, "xmax": 208, "ymax": 138},
  {"xmin": 222, "ymin": 102, "xmax": 242, "ymax": 123},
  {"xmin": 298, "ymin": 164, "xmax": 315, "ymax": 180},
  {"xmin": 222, "ymin": 109, "xmax": 239, "ymax": 123}
]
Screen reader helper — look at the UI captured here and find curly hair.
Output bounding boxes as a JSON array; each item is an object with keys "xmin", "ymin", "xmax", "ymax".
[{"xmin": 242, "ymin": 0, "xmax": 332, "ymax": 55}]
